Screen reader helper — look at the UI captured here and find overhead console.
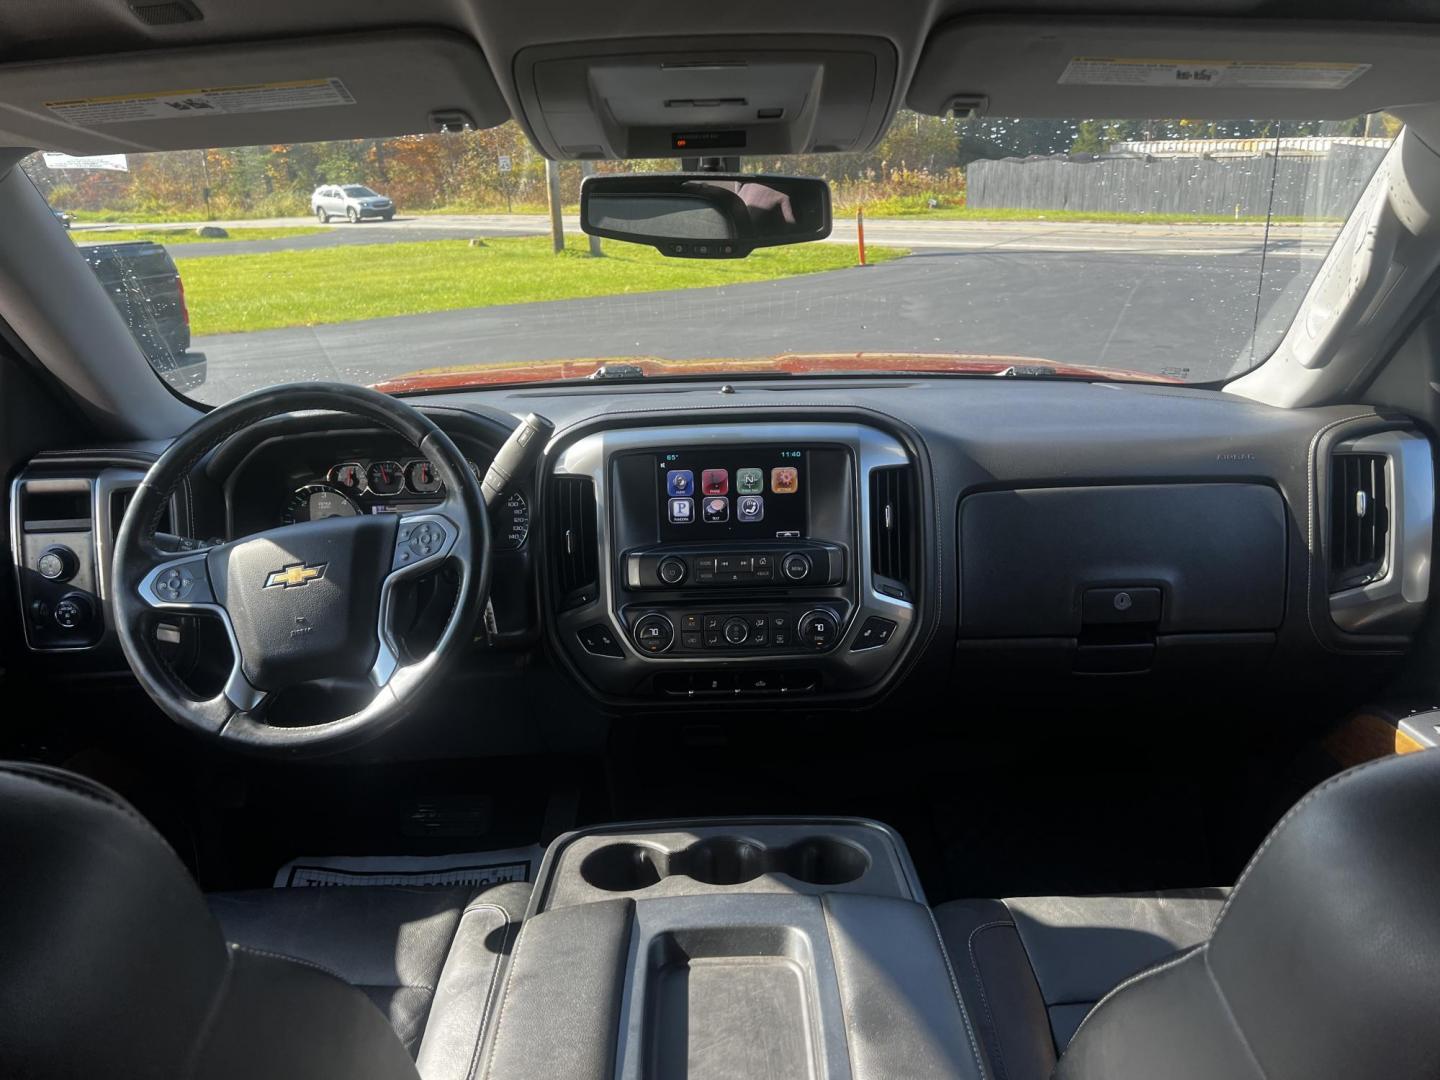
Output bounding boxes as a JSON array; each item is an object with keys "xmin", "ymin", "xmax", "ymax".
[
  {"xmin": 545, "ymin": 422, "xmax": 924, "ymax": 705},
  {"xmin": 513, "ymin": 36, "xmax": 899, "ymax": 160}
]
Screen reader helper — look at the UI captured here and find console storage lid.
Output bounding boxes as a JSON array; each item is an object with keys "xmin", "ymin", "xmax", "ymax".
[{"xmin": 476, "ymin": 819, "xmax": 985, "ymax": 1080}]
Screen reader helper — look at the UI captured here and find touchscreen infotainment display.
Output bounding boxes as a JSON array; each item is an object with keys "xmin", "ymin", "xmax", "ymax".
[{"xmin": 656, "ymin": 447, "xmax": 808, "ymax": 541}]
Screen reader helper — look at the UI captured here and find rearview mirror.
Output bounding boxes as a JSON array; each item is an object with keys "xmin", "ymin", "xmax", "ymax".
[{"xmin": 580, "ymin": 173, "xmax": 831, "ymax": 258}]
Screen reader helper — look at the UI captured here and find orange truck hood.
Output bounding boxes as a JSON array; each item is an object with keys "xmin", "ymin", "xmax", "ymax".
[{"xmin": 369, "ymin": 353, "xmax": 1182, "ymax": 393}]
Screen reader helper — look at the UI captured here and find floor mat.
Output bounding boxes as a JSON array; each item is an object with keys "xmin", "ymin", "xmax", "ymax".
[{"xmin": 273, "ymin": 845, "xmax": 544, "ymax": 888}]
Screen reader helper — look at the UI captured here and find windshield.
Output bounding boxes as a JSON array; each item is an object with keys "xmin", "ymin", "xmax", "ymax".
[{"xmin": 24, "ymin": 112, "xmax": 1396, "ymax": 403}]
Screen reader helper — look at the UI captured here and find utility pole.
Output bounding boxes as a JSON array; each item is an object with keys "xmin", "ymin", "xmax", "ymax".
[
  {"xmin": 545, "ymin": 158, "xmax": 564, "ymax": 253},
  {"xmin": 579, "ymin": 161, "xmax": 602, "ymax": 257}
]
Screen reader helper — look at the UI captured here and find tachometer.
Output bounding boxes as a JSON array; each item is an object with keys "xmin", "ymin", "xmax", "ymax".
[
  {"xmin": 328, "ymin": 462, "xmax": 366, "ymax": 494},
  {"xmin": 496, "ymin": 491, "xmax": 530, "ymax": 549},
  {"xmin": 367, "ymin": 460, "xmax": 404, "ymax": 496},
  {"xmin": 282, "ymin": 483, "xmax": 361, "ymax": 525},
  {"xmin": 406, "ymin": 459, "xmax": 442, "ymax": 495}
]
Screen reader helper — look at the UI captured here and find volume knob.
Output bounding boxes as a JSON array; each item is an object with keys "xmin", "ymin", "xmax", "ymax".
[{"xmin": 657, "ymin": 556, "xmax": 687, "ymax": 585}]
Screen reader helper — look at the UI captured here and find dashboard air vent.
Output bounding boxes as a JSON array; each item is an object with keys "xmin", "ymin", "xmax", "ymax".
[
  {"xmin": 551, "ymin": 476, "xmax": 599, "ymax": 609},
  {"xmin": 870, "ymin": 465, "xmax": 916, "ymax": 600},
  {"xmin": 1330, "ymin": 452, "xmax": 1389, "ymax": 591}
]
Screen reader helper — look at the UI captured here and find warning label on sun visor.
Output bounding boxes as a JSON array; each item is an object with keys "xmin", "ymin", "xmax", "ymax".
[
  {"xmin": 1058, "ymin": 58, "xmax": 1370, "ymax": 90},
  {"xmin": 46, "ymin": 78, "xmax": 356, "ymax": 126}
]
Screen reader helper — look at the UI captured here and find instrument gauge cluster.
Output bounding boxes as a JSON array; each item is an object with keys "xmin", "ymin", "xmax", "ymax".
[{"xmin": 277, "ymin": 454, "xmax": 530, "ymax": 550}]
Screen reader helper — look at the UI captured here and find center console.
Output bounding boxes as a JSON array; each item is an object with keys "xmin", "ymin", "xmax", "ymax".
[
  {"xmin": 474, "ymin": 818, "xmax": 985, "ymax": 1080},
  {"xmin": 546, "ymin": 422, "xmax": 923, "ymax": 703}
]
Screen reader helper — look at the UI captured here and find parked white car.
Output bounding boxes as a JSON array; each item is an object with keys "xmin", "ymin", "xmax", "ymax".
[{"xmin": 310, "ymin": 184, "xmax": 395, "ymax": 223}]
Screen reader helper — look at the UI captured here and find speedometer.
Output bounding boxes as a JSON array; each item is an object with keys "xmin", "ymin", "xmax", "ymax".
[
  {"xmin": 496, "ymin": 491, "xmax": 530, "ymax": 549},
  {"xmin": 282, "ymin": 484, "xmax": 361, "ymax": 525}
]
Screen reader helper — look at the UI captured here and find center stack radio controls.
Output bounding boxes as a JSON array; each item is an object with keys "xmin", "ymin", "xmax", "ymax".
[{"xmin": 625, "ymin": 541, "xmax": 844, "ymax": 590}]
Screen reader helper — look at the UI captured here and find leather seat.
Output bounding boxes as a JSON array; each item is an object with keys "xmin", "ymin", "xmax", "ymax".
[
  {"xmin": 937, "ymin": 749, "xmax": 1440, "ymax": 1080},
  {"xmin": 208, "ymin": 880, "xmax": 529, "ymax": 1074},
  {"xmin": 936, "ymin": 890, "xmax": 1229, "ymax": 1080},
  {"xmin": 0, "ymin": 761, "xmax": 525, "ymax": 1080}
]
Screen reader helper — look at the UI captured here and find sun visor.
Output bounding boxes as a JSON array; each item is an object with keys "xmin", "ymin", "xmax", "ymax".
[
  {"xmin": 0, "ymin": 30, "xmax": 509, "ymax": 153},
  {"xmin": 908, "ymin": 18, "xmax": 1440, "ymax": 120},
  {"xmin": 514, "ymin": 36, "xmax": 898, "ymax": 160}
]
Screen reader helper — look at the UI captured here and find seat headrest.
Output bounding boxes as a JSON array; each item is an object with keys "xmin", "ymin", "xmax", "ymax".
[{"xmin": 1206, "ymin": 749, "xmax": 1440, "ymax": 1077}]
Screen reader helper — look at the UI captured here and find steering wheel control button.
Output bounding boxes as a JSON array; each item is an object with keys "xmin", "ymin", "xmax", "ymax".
[
  {"xmin": 578, "ymin": 624, "xmax": 624, "ymax": 657},
  {"xmin": 409, "ymin": 521, "xmax": 444, "ymax": 557},
  {"xmin": 1082, "ymin": 586, "xmax": 1161, "ymax": 624},
  {"xmin": 151, "ymin": 562, "xmax": 200, "ymax": 603},
  {"xmin": 782, "ymin": 553, "xmax": 812, "ymax": 581},
  {"xmin": 633, "ymin": 613, "xmax": 675, "ymax": 653},
  {"xmin": 52, "ymin": 593, "xmax": 92, "ymax": 631},
  {"xmin": 851, "ymin": 616, "xmax": 898, "ymax": 650},
  {"xmin": 657, "ymin": 556, "xmax": 688, "ymax": 585},
  {"xmin": 798, "ymin": 609, "xmax": 839, "ymax": 650},
  {"xmin": 37, "ymin": 545, "xmax": 78, "ymax": 582}
]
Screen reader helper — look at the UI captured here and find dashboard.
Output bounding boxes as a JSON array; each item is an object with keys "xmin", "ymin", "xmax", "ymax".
[{"xmin": 7, "ymin": 377, "xmax": 1435, "ymax": 731}]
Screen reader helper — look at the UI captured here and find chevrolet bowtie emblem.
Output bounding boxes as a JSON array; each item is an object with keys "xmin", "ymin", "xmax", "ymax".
[{"xmin": 264, "ymin": 562, "xmax": 326, "ymax": 589}]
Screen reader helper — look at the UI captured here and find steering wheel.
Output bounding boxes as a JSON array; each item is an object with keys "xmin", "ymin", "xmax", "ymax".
[{"xmin": 113, "ymin": 383, "xmax": 490, "ymax": 754}]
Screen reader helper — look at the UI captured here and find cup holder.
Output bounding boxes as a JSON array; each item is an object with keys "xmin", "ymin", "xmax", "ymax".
[
  {"xmin": 577, "ymin": 834, "xmax": 872, "ymax": 893},
  {"xmin": 579, "ymin": 842, "xmax": 668, "ymax": 892},
  {"xmin": 673, "ymin": 837, "xmax": 766, "ymax": 886},
  {"xmin": 780, "ymin": 837, "xmax": 871, "ymax": 886}
]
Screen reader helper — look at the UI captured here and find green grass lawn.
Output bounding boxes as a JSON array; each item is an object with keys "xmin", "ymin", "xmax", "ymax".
[
  {"xmin": 178, "ymin": 236, "xmax": 905, "ymax": 336},
  {"xmin": 72, "ymin": 226, "xmax": 326, "ymax": 245}
]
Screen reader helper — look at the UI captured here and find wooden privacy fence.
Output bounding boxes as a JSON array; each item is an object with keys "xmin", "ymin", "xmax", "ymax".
[{"xmin": 966, "ymin": 145, "xmax": 1389, "ymax": 219}]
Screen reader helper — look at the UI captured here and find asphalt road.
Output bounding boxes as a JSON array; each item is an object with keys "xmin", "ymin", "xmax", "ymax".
[
  {"xmin": 186, "ymin": 243, "xmax": 1321, "ymax": 404},
  {"xmin": 77, "ymin": 212, "xmax": 1340, "ymax": 258}
]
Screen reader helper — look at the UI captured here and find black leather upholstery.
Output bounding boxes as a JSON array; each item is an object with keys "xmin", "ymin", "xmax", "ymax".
[
  {"xmin": 1056, "ymin": 750, "xmax": 1440, "ymax": 1080},
  {"xmin": 0, "ymin": 761, "xmax": 527, "ymax": 1080},
  {"xmin": 940, "ymin": 750, "xmax": 1440, "ymax": 1080},
  {"xmin": 0, "ymin": 762, "xmax": 420, "ymax": 1080},
  {"xmin": 207, "ymin": 880, "xmax": 528, "ymax": 1071},
  {"xmin": 936, "ymin": 890, "xmax": 1227, "ymax": 1080}
]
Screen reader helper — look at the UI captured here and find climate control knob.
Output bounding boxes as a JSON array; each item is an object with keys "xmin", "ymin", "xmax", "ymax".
[
  {"xmin": 657, "ymin": 556, "xmax": 687, "ymax": 586},
  {"xmin": 633, "ymin": 613, "xmax": 675, "ymax": 654},
  {"xmin": 723, "ymin": 616, "xmax": 750, "ymax": 645},
  {"xmin": 797, "ymin": 609, "xmax": 840, "ymax": 650},
  {"xmin": 782, "ymin": 553, "xmax": 812, "ymax": 581}
]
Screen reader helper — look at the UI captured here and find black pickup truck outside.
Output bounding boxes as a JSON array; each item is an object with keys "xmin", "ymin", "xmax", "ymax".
[{"xmin": 78, "ymin": 240, "xmax": 206, "ymax": 391}]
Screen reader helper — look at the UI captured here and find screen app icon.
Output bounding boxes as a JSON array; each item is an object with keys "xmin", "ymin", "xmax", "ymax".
[
  {"xmin": 737, "ymin": 495, "xmax": 764, "ymax": 522},
  {"xmin": 701, "ymin": 469, "xmax": 729, "ymax": 495},
  {"xmin": 770, "ymin": 466, "xmax": 799, "ymax": 494},
  {"xmin": 736, "ymin": 468, "xmax": 763, "ymax": 495},
  {"xmin": 666, "ymin": 469, "xmax": 694, "ymax": 497},
  {"xmin": 702, "ymin": 497, "xmax": 729, "ymax": 522},
  {"xmin": 668, "ymin": 497, "xmax": 694, "ymax": 524}
]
